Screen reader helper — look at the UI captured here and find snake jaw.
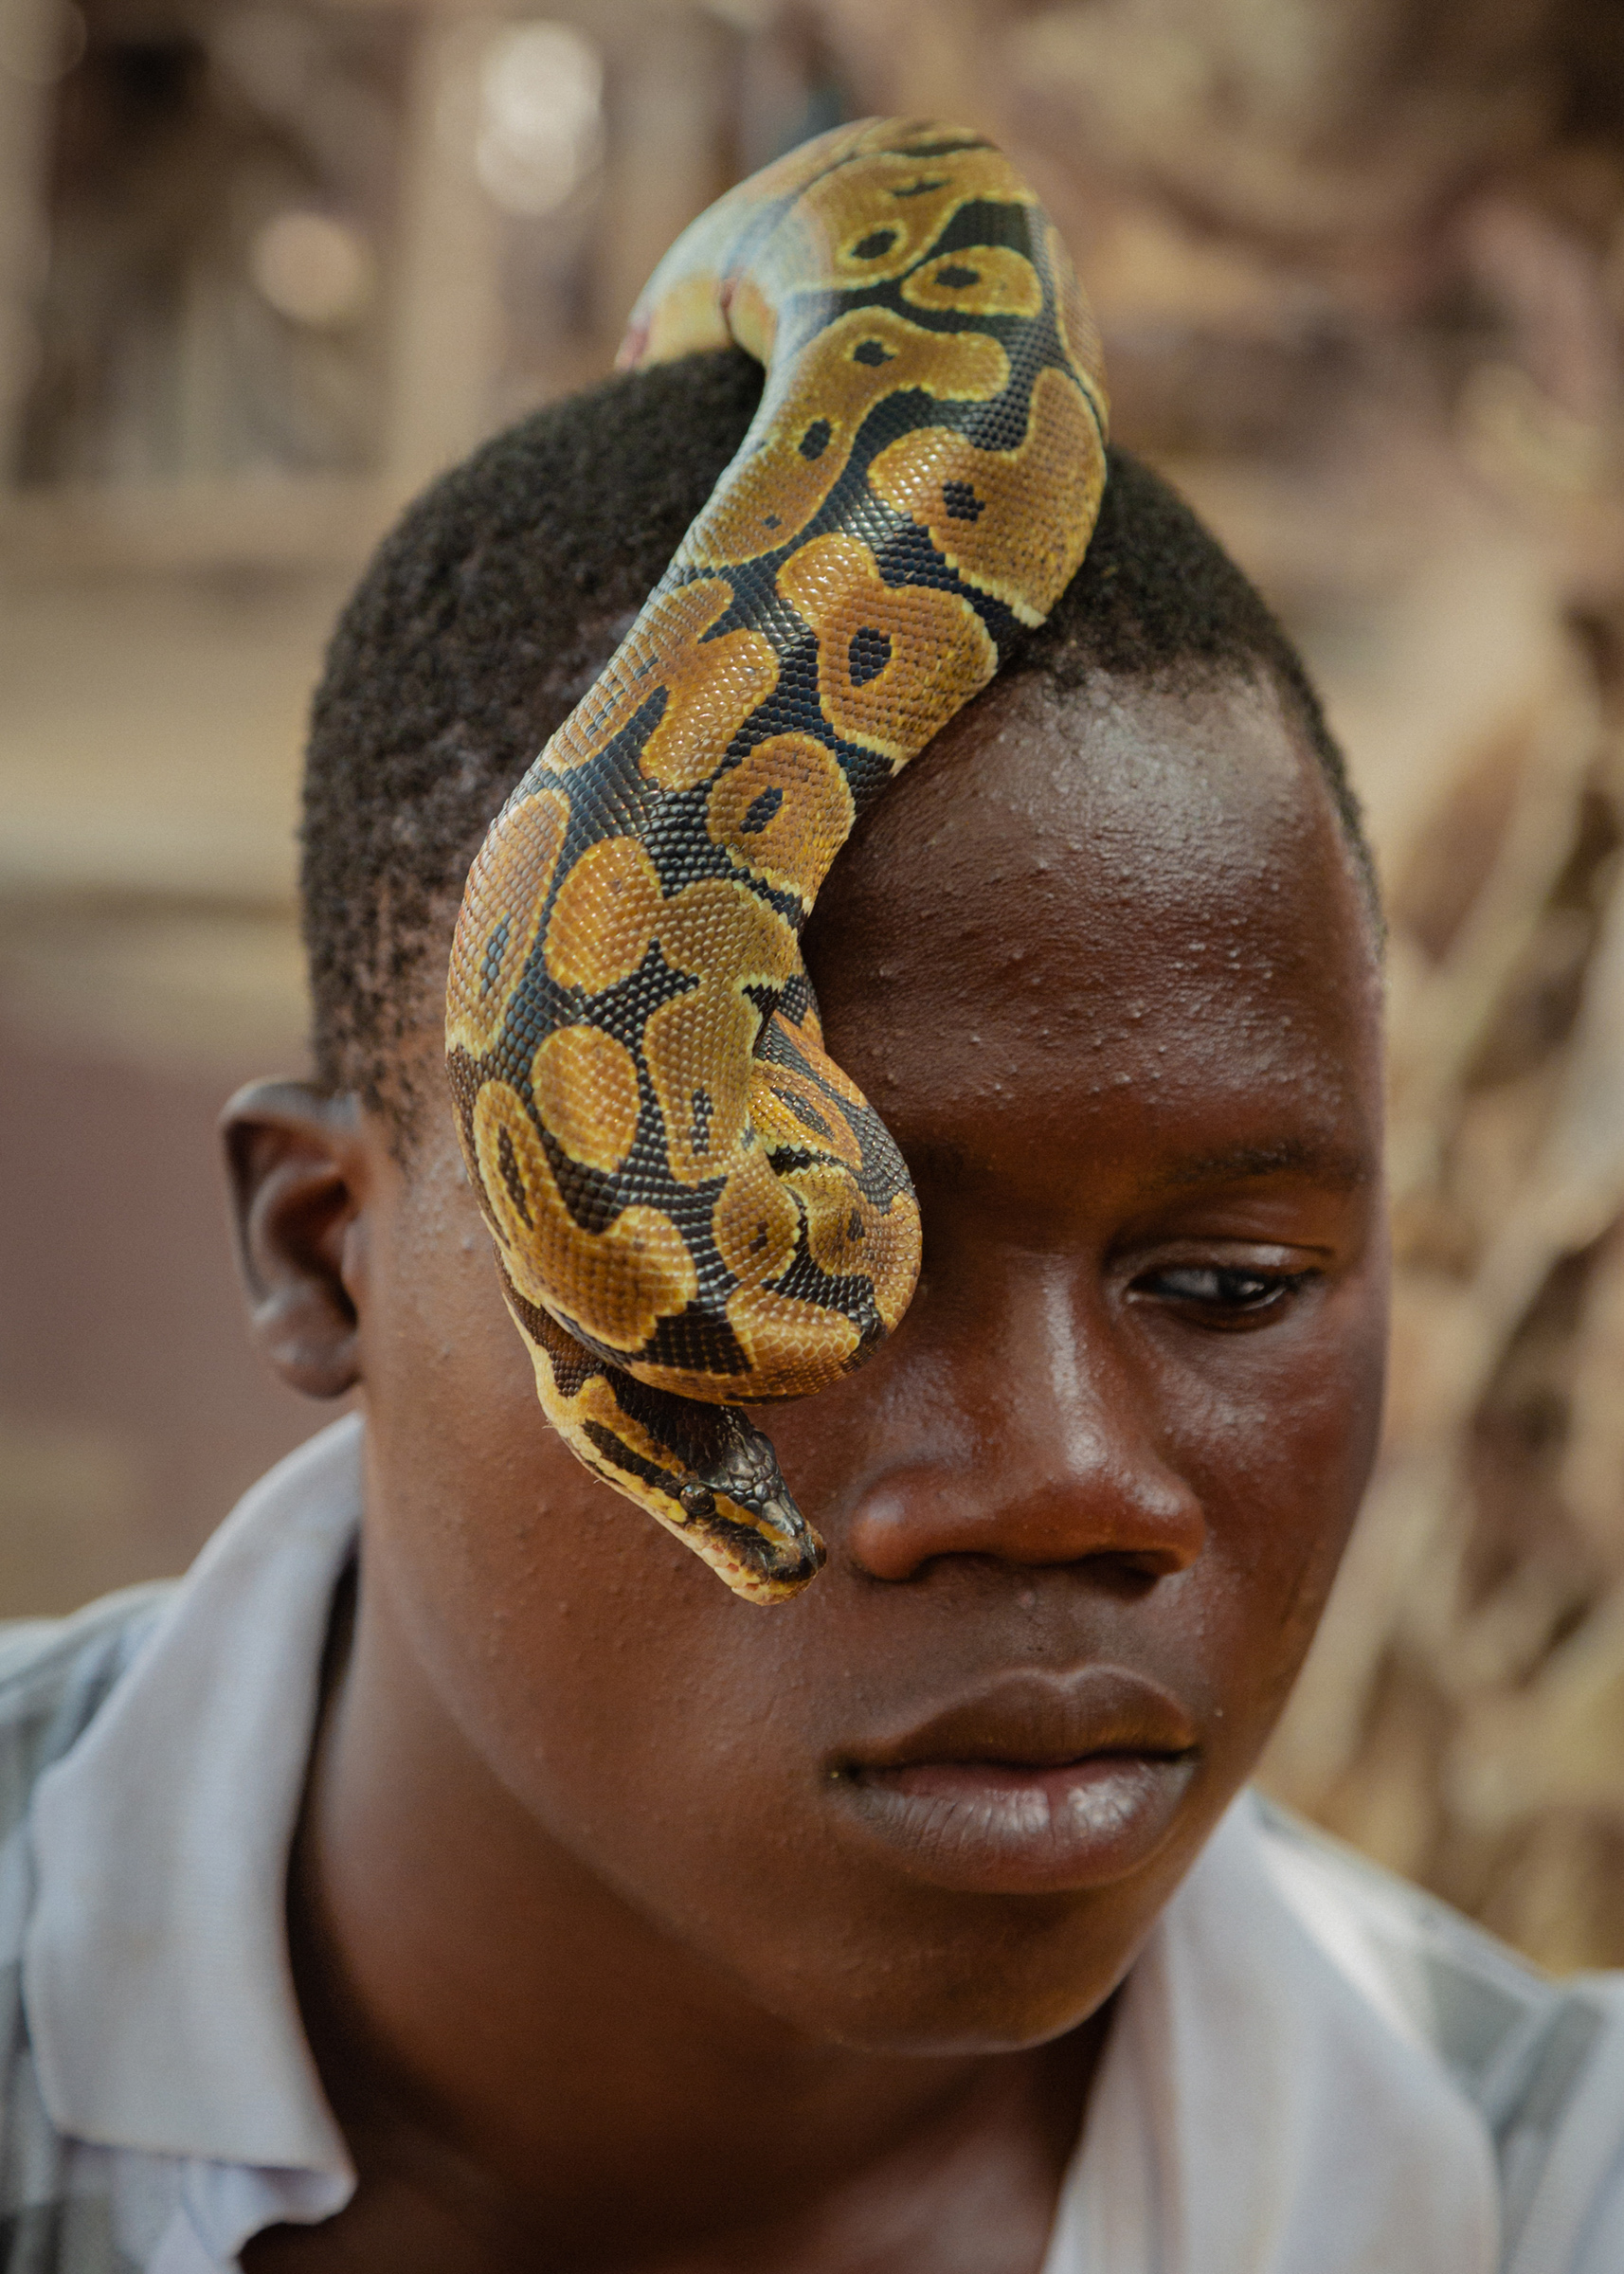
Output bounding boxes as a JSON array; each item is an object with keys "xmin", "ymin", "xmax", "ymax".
[{"xmin": 675, "ymin": 1421, "xmax": 827, "ymax": 1601}]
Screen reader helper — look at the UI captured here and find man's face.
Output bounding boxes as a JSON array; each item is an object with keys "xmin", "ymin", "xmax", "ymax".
[{"xmin": 350, "ymin": 667, "xmax": 1386, "ymax": 2054}]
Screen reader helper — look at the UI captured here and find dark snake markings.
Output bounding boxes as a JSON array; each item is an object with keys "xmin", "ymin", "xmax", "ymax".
[{"xmin": 446, "ymin": 118, "xmax": 1109, "ymax": 1603}]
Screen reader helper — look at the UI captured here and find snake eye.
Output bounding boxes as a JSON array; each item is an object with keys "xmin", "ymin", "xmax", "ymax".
[{"xmin": 680, "ymin": 1484, "xmax": 716, "ymax": 1521}]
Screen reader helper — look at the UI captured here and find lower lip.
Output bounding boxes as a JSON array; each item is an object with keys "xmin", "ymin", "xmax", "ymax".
[{"xmin": 836, "ymin": 1752, "xmax": 1199, "ymax": 1894}]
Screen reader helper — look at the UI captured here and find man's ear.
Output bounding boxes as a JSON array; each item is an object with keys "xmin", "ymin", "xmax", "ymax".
[{"xmin": 221, "ymin": 1080, "xmax": 369, "ymax": 1397}]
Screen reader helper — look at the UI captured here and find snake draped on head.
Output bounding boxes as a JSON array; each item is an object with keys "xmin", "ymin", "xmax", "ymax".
[{"xmin": 446, "ymin": 117, "xmax": 1110, "ymax": 1604}]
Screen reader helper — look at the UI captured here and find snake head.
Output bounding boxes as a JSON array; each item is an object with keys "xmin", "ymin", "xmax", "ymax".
[
  {"xmin": 507, "ymin": 1286, "xmax": 826, "ymax": 1607},
  {"xmin": 673, "ymin": 1414, "xmax": 826, "ymax": 1605}
]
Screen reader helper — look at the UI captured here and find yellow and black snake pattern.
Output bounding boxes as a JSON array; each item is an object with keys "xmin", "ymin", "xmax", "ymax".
[{"xmin": 447, "ymin": 119, "xmax": 1108, "ymax": 1603}]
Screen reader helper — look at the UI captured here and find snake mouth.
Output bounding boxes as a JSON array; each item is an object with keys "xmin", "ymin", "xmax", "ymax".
[
  {"xmin": 678, "ymin": 1475, "xmax": 827, "ymax": 1587},
  {"xmin": 751, "ymin": 1492, "xmax": 827, "ymax": 1582}
]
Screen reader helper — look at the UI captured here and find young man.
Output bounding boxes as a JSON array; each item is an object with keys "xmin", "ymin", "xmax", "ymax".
[{"xmin": 3, "ymin": 349, "xmax": 1621, "ymax": 2274}]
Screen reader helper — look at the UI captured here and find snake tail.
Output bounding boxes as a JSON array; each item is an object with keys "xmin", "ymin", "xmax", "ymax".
[{"xmin": 447, "ymin": 117, "xmax": 1109, "ymax": 1604}]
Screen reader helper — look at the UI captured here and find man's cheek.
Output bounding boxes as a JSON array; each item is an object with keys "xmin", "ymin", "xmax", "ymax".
[{"xmin": 1202, "ymin": 1363, "xmax": 1379, "ymax": 1674}]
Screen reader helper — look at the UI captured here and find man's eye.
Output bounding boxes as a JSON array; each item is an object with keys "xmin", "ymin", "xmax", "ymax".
[{"xmin": 1139, "ymin": 1265, "xmax": 1310, "ymax": 1319}]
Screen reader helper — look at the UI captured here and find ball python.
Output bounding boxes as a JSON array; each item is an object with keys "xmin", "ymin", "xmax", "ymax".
[{"xmin": 446, "ymin": 117, "xmax": 1108, "ymax": 1604}]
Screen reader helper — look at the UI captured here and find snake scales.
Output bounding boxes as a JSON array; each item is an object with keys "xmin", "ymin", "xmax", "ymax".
[{"xmin": 446, "ymin": 118, "xmax": 1109, "ymax": 1604}]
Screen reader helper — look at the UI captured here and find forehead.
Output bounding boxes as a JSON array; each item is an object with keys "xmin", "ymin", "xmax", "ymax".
[
  {"xmin": 803, "ymin": 668, "xmax": 1380, "ymax": 1189},
  {"xmin": 812, "ymin": 668, "xmax": 1346, "ymax": 957}
]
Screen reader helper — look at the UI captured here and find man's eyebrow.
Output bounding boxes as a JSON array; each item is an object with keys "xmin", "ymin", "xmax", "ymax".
[{"xmin": 1153, "ymin": 1141, "xmax": 1373, "ymax": 1193}]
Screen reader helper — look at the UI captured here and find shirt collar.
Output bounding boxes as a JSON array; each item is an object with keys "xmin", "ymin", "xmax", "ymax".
[{"xmin": 23, "ymin": 1412, "xmax": 363, "ymax": 2178}]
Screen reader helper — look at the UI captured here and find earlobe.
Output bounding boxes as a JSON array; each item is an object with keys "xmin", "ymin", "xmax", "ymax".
[{"xmin": 221, "ymin": 1080, "xmax": 369, "ymax": 1398}]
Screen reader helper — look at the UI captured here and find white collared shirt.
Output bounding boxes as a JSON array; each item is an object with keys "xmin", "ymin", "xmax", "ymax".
[{"xmin": 2, "ymin": 1415, "xmax": 1622, "ymax": 2272}]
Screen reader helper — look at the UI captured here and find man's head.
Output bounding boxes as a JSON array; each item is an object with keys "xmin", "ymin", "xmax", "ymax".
[
  {"xmin": 226, "ymin": 352, "xmax": 1386, "ymax": 2052},
  {"xmin": 298, "ymin": 348, "xmax": 1373, "ymax": 1146}
]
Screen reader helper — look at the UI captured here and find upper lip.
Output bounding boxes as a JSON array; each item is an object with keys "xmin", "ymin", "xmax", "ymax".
[{"xmin": 841, "ymin": 1666, "xmax": 1200, "ymax": 1774}]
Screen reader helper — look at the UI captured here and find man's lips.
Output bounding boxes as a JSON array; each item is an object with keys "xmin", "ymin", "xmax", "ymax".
[
  {"xmin": 828, "ymin": 1667, "xmax": 1201, "ymax": 1895},
  {"xmin": 842, "ymin": 1664, "xmax": 1200, "ymax": 1773}
]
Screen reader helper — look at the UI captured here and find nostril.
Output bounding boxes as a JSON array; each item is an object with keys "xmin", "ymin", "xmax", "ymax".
[{"xmin": 1089, "ymin": 1547, "xmax": 1182, "ymax": 1595}]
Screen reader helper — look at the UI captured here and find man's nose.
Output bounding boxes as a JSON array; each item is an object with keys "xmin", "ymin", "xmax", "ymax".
[{"xmin": 845, "ymin": 1260, "xmax": 1207, "ymax": 1582}]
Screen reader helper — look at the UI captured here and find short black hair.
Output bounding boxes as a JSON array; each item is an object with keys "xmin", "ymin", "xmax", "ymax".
[{"xmin": 302, "ymin": 347, "xmax": 1374, "ymax": 1140}]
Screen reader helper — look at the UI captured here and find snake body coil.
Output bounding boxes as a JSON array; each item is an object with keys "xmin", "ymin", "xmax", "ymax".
[{"xmin": 446, "ymin": 119, "xmax": 1109, "ymax": 1603}]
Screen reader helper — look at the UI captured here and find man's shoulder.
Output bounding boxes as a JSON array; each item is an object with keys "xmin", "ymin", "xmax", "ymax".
[
  {"xmin": 0, "ymin": 1589, "xmax": 176, "ymax": 2274},
  {"xmin": 0, "ymin": 1427, "xmax": 360, "ymax": 2274},
  {"xmin": 1254, "ymin": 1796, "xmax": 1562, "ymax": 2089},
  {"xmin": 1254, "ymin": 1796, "xmax": 1624, "ymax": 2271},
  {"xmin": 0, "ymin": 1586, "xmax": 175, "ymax": 1862}
]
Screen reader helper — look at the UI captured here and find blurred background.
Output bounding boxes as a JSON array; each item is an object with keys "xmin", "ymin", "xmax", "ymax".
[{"xmin": 3, "ymin": 0, "xmax": 1624, "ymax": 1967}]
